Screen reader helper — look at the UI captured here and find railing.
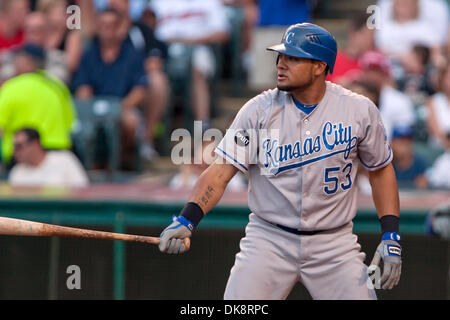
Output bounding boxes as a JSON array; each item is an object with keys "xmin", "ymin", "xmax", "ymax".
[{"xmin": 0, "ymin": 196, "xmax": 432, "ymax": 299}]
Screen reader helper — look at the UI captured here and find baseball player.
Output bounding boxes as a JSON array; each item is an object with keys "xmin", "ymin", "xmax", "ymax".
[{"xmin": 159, "ymin": 23, "xmax": 402, "ymax": 300}]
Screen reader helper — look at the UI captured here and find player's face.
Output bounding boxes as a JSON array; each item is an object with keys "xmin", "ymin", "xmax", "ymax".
[{"xmin": 276, "ymin": 54, "xmax": 326, "ymax": 92}]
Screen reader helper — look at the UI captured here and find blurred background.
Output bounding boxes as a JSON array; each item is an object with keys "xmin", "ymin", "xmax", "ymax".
[{"xmin": 0, "ymin": 0, "xmax": 448, "ymax": 299}]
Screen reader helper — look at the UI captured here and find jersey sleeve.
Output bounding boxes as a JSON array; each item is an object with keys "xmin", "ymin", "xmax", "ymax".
[
  {"xmin": 215, "ymin": 98, "xmax": 261, "ymax": 173},
  {"xmin": 357, "ymin": 100, "xmax": 393, "ymax": 171}
]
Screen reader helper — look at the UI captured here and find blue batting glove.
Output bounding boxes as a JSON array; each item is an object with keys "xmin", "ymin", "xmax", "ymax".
[{"xmin": 158, "ymin": 216, "xmax": 193, "ymax": 254}]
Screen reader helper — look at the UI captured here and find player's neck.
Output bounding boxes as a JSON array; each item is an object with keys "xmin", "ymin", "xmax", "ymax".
[{"xmin": 290, "ymin": 80, "xmax": 327, "ymax": 105}]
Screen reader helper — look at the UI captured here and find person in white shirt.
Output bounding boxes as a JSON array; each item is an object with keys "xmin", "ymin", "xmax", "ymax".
[
  {"xmin": 375, "ymin": 0, "xmax": 448, "ymax": 58},
  {"xmin": 359, "ymin": 50, "xmax": 416, "ymax": 140},
  {"xmin": 425, "ymin": 131, "xmax": 450, "ymax": 189},
  {"xmin": 426, "ymin": 64, "xmax": 450, "ymax": 148},
  {"xmin": 9, "ymin": 128, "xmax": 89, "ymax": 187}
]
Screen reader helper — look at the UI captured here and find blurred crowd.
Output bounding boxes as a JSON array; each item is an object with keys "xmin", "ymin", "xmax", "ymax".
[
  {"xmin": 328, "ymin": 0, "xmax": 450, "ymax": 191},
  {"xmin": 0, "ymin": 0, "xmax": 448, "ymax": 191}
]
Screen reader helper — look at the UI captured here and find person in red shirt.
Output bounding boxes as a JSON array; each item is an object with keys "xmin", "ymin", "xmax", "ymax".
[
  {"xmin": 327, "ymin": 12, "xmax": 375, "ymax": 86},
  {"xmin": 0, "ymin": 0, "xmax": 30, "ymax": 51}
]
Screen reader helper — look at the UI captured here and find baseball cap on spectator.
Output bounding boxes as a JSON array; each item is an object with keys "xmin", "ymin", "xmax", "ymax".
[
  {"xmin": 13, "ymin": 43, "xmax": 46, "ymax": 62},
  {"xmin": 359, "ymin": 50, "xmax": 391, "ymax": 75},
  {"xmin": 392, "ymin": 125, "xmax": 414, "ymax": 140}
]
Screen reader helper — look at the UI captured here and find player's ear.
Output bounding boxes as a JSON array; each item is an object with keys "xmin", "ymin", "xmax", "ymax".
[{"xmin": 313, "ymin": 61, "xmax": 327, "ymax": 76}]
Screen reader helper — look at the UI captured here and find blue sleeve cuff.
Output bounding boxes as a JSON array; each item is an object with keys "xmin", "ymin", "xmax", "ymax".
[
  {"xmin": 382, "ymin": 232, "xmax": 401, "ymax": 243},
  {"xmin": 176, "ymin": 216, "xmax": 195, "ymax": 232}
]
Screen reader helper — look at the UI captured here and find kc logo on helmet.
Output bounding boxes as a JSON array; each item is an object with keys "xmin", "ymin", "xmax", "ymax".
[{"xmin": 285, "ymin": 32, "xmax": 296, "ymax": 45}]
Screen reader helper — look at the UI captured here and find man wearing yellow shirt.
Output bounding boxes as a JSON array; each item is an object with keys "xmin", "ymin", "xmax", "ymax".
[{"xmin": 0, "ymin": 44, "xmax": 75, "ymax": 165}]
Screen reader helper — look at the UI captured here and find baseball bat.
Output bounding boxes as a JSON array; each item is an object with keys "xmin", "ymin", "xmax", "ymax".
[{"xmin": 0, "ymin": 216, "xmax": 169, "ymax": 245}]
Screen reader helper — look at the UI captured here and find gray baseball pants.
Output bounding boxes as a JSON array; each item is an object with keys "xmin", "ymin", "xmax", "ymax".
[{"xmin": 224, "ymin": 213, "xmax": 377, "ymax": 300}]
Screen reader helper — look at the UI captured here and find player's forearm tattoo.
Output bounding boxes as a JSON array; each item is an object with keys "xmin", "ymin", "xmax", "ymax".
[{"xmin": 198, "ymin": 185, "xmax": 216, "ymax": 209}]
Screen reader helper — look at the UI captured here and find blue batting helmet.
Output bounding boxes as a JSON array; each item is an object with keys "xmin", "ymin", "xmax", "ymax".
[{"xmin": 267, "ymin": 23, "xmax": 338, "ymax": 74}]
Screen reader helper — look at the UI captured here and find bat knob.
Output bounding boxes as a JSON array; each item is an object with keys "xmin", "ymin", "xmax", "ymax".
[{"xmin": 183, "ymin": 237, "xmax": 191, "ymax": 251}]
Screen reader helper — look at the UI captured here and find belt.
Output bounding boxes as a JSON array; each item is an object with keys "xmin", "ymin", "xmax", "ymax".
[
  {"xmin": 275, "ymin": 224, "xmax": 325, "ymax": 235},
  {"xmin": 256, "ymin": 215, "xmax": 348, "ymax": 236},
  {"xmin": 275, "ymin": 222, "xmax": 350, "ymax": 236}
]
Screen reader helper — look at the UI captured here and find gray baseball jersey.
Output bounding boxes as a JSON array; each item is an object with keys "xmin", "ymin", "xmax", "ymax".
[{"xmin": 215, "ymin": 81, "xmax": 392, "ymax": 231}]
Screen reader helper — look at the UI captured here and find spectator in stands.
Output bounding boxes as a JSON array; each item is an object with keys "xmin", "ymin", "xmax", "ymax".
[
  {"xmin": 395, "ymin": 44, "xmax": 435, "ymax": 106},
  {"xmin": 0, "ymin": 12, "xmax": 69, "ymax": 84},
  {"xmin": 425, "ymin": 130, "xmax": 450, "ymax": 189},
  {"xmin": 77, "ymin": 0, "xmax": 98, "ymax": 38},
  {"xmin": 37, "ymin": 0, "xmax": 83, "ymax": 76},
  {"xmin": 327, "ymin": 12, "xmax": 375, "ymax": 86},
  {"xmin": 390, "ymin": 125, "xmax": 428, "ymax": 189},
  {"xmin": 0, "ymin": 44, "xmax": 75, "ymax": 167},
  {"xmin": 108, "ymin": 0, "xmax": 169, "ymax": 161},
  {"xmin": 139, "ymin": 4, "xmax": 157, "ymax": 30},
  {"xmin": 345, "ymin": 79, "xmax": 380, "ymax": 106},
  {"xmin": 93, "ymin": 0, "xmax": 149, "ymax": 22},
  {"xmin": 359, "ymin": 50, "xmax": 416, "ymax": 140},
  {"xmin": 375, "ymin": 0, "xmax": 448, "ymax": 62},
  {"xmin": 72, "ymin": 9, "xmax": 148, "ymax": 167},
  {"xmin": 9, "ymin": 128, "xmax": 88, "ymax": 187},
  {"xmin": 346, "ymin": 80, "xmax": 382, "ymax": 196},
  {"xmin": 222, "ymin": 0, "xmax": 258, "ymax": 73},
  {"xmin": 426, "ymin": 64, "xmax": 450, "ymax": 149},
  {"xmin": 248, "ymin": 0, "xmax": 315, "ymax": 90},
  {"xmin": 150, "ymin": 0, "xmax": 230, "ymax": 130},
  {"xmin": 0, "ymin": 0, "xmax": 29, "ymax": 51}
]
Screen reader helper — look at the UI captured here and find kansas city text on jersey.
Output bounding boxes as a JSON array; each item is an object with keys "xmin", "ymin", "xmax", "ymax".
[{"xmin": 262, "ymin": 121, "xmax": 358, "ymax": 175}]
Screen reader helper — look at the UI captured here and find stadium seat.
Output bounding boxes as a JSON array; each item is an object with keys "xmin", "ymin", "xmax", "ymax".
[
  {"xmin": 72, "ymin": 96, "xmax": 122, "ymax": 174},
  {"xmin": 160, "ymin": 44, "xmax": 194, "ymax": 155},
  {"xmin": 223, "ymin": 6, "xmax": 245, "ymax": 97},
  {"xmin": 414, "ymin": 142, "xmax": 445, "ymax": 167}
]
